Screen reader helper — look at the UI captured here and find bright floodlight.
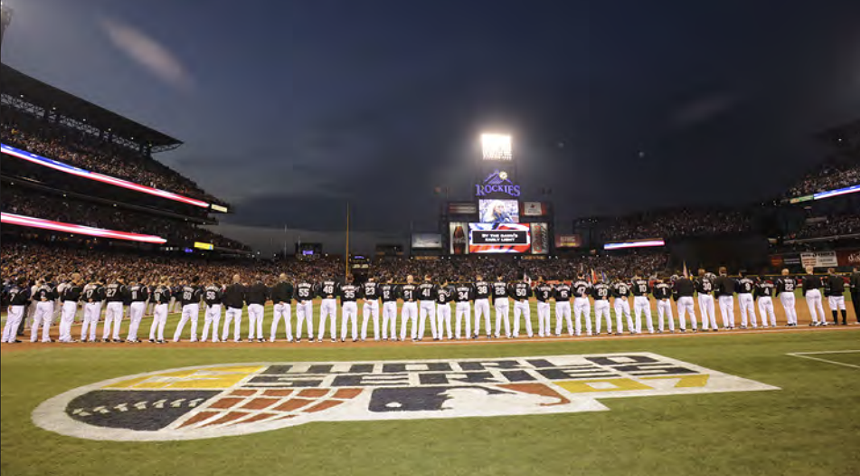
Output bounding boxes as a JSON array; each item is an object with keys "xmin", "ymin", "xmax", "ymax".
[{"xmin": 481, "ymin": 133, "xmax": 512, "ymax": 161}]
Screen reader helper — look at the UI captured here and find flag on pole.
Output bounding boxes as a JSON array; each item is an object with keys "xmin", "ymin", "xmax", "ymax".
[
  {"xmin": 590, "ymin": 268, "xmax": 597, "ymax": 284},
  {"xmin": 683, "ymin": 261, "xmax": 689, "ymax": 279}
]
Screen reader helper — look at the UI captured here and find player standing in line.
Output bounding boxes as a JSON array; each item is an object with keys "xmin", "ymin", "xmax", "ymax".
[
  {"xmin": 611, "ymin": 278, "xmax": 633, "ymax": 335},
  {"xmin": 170, "ymin": 282, "xmax": 183, "ymax": 313},
  {"xmin": 53, "ymin": 276, "xmax": 68, "ymax": 324},
  {"xmin": 222, "ymin": 274, "xmax": 245, "ymax": 342},
  {"xmin": 755, "ymin": 275, "xmax": 777, "ymax": 328},
  {"xmin": 101, "ymin": 277, "xmax": 127, "ymax": 343},
  {"xmin": 360, "ymin": 277, "xmax": 380, "ymax": 341},
  {"xmin": 201, "ymin": 279, "xmax": 224, "ymax": 343},
  {"xmin": 554, "ymin": 278, "xmax": 573, "ymax": 336},
  {"xmin": 398, "ymin": 275, "xmax": 419, "ymax": 341},
  {"xmin": 173, "ymin": 277, "xmax": 204, "ymax": 342},
  {"xmin": 775, "ymin": 269, "xmax": 799, "ymax": 327},
  {"xmin": 2, "ymin": 278, "xmax": 29, "ymax": 344},
  {"xmin": 492, "ymin": 274, "xmax": 511, "ymax": 339},
  {"xmin": 58, "ymin": 273, "xmax": 83, "ymax": 343},
  {"xmin": 125, "ymin": 278, "xmax": 149, "ymax": 343},
  {"xmin": 293, "ymin": 276, "xmax": 315, "ymax": 342},
  {"xmin": 29, "ymin": 279, "xmax": 57, "ymax": 343},
  {"xmin": 851, "ymin": 266, "xmax": 860, "ymax": 325},
  {"xmin": 472, "ymin": 275, "xmax": 492, "ymax": 339},
  {"xmin": 696, "ymin": 269, "xmax": 718, "ymax": 331},
  {"xmin": 510, "ymin": 276, "xmax": 533, "ymax": 338},
  {"xmin": 80, "ymin": 277, "xmax": 105, "ymax": 342},
  {"xmin": 269, "ymin": 274, "xmax": 294, "ymax": 342},
  {"xmin": 317, "ymin": 276, "xmax": 339, "ymax": 342},
  {"xmin": 148, "ymin": 279, "xmax": 171, "ymax": 343},
  {"xmin": 435, "ymin": 278, "xmax": 454, "ymax": 340},
  {"xmin": 652, "ymin": 276, "xmax": 675, "ymax": 333},
  {"xmin": 824, "ymin": 268, "xmax": 848, "ymax": 326},
  {"xmin": 591, "ymin": 277, "xmax": 612, "ymax": 335},
  {"xmin": 417, "ymin": 275, "xmax": 438, "ymax": 340},
  {"xmin": 571, "ymin": 274, "xmax": 592, "ymax": 336},
  {"xmin": 714, "ymin": 267, "xmax": 736, "ymax": 330},
  {"xmin": 380, "ymin": 277, "xmax": 398, "ymax": 340},
  {"xmin": 735, "ymin": 271, "xmax": 758, "ymax": 329},
  {"xmin": 453, "ymin": 277, "xmax": 474, "ymax": 339},
  {"xmin": 245, "ymin": 276, "xmax": 269, "ymax": 342},
  {"xmin": 802, "ymin": 266, "xmax": 827, "ymax": 326},
  {"xmin": 534, "ymin": 277, "xmax": 553, "ymax": 338},
  {"xmin": 339, "ymin": 276, "xmax": 361, "ymax": 342},
  {"xmin": 631, "ymin": 272, "xmax": 654, "ymax": 334},
  {"xmin": 672, "ymin": 273, "xmax": 696, "ymax": 332}
]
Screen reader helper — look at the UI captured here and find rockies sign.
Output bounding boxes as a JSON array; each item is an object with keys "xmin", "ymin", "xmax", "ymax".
[
  {"xmin": 475, "ymin": 170, "xmax": 521, "ymax": 198},
  {"xmin": 33, "ymin": 353, "xmax": 778, "ymax": 441}
]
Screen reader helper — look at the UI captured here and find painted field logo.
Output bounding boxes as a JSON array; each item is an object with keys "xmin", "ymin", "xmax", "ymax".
[{"xmin": 33, "ymin": 353, "xmax": 778, "ymax": 441}]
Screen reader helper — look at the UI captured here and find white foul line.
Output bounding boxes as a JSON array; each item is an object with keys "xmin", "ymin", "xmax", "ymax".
[{"xmin": 786, "ymin": 350, "xmax": 860, "ymax": 370}]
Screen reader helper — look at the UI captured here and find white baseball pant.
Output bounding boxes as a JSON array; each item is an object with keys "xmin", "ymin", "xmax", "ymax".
[
  {"xmin": 81, "ymin": 302, "xmax": 102, "ymax": 341},
  {"xmin": 555, "ymin": 301, "xmax": 573, "ymax": 335},
  {"xmin": 270, "ymin": 303, "xmax": 291, "ymax": 342},
  {"xmin": 758, "ymin": 297, "xmax": 776, "ymax": 327},
  {"xmin": 718, "ymin": 296, "xmax": 735, "ymax": 328},
  {"xmin": 382, "ymin": 302, "xmax": 397, "ymax": 339},
  {"xmin": 203, "ymin": 304, "xmax": 223, "ymax": 342},
  {"xmin": 656, "ymin": 299, "xmax": 675, "ymax": 332},
  {"xmin": 222, "ymin": 306, "xmax": 243, "ymax": 341},
  {"xmin": 2, "ymin": 306, "xmax": 26, "ymax": 343},
  {"xmin": 59, "ymin": 301, "xmax": 78, "ymax": 342},
  {"xmin": 361, "ymin": 300, "xmax": 380, "ymax": 340},
  {"xmin": 437, "ymin": 303, "xmax": 452, "ymax": 339},
  {"xmin": 614, "ymin": 298, "xmax": 633, "ymax": 334},
  {"xmin": 536, "ymin": 301, "xmax": 550, "ymax": 337},
  {"xmin": 102, "ymin": 301, "xmax": 124, "ymax": 341},
  {"xmin": 676, "ymin": 296, "xmax": 696, "ymax": 330},
  {"xmin": 400, "ymin": 302, "xmax": 418, "ymax": 340},
  {"xmin": 149, "ymin": 303, "xmax": 169, "ymax": 341},
  {"xmin": 738, "ymin": 294, "xmax": 757, "ymax": 327},
  {"xmin": 698, "ymin": 294, "xmax": 717, "ymax": 330},
  {"xmin": 127, "ymin": 301, "xmax": 147, "ymax": 341},
  {"xmin": 419, "ymin": 301, "xmax": 437, "ymax": 339},
  {"xmin": 295, "ymin": 301, "xmax": 313, "ymax": 340},
  {"xmin": 318, "ymin": 298, "xmax": 338, "ymax": 340},
  {"xmin": 341, "ymin": 302, "xmax": 358, "ymax": 340},
  {"xmin": 473, "ymin": 298, "xmax": 491, "ymax": 337},
  {"xmin": 805, "ymin": 289, "xmax": 825, "ymax": 324},
  {"xmin": 780, "ymin": 293, "xmax": 797, "ymax": 325},
  {"xmin": 573, "ymin": 297, "xmax": 592, "ymax": 336},
  {"xmin": 494, "ymin": 299, "xmax": 511, "ymax": 337},
  {"xmin": 828, "ymin": 295, "xmax": 846, "ymax": 311},
  {"xmin": 247, "ymin": 303, "xmax": 264, "ymax": 340},
  {"xmin": 455, "ymin": 302, "xmax": 471, "ymax": 338},
  {"xmin": 513, "ymin": 300, "xmax": 532, "ymax": 337},
  {"xmin": 31, "ymin": 301, "xmax": 54, "ymax": 343},
  {"xmin": 633, "ymin": 296, "xmax": 654, "ymax": 333},
  {"xmin": 594, "ymin": 300, "xmax": 611, "ymax": 334},
  {"xmin": 173, "ymin": 303, "xmax": 200, "ymax": 342}
]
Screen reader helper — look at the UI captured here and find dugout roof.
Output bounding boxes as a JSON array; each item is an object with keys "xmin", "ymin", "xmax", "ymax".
[{"xmin": 1, "ymin": 63, "xmax": 182, "ymax": 153}]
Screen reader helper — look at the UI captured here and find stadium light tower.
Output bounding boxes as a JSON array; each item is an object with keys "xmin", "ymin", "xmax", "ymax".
[
  {"xmin": 0, "ymin": 2, "xmax": 12, "ymax": 52},
  {"xmin": 480, "ymin": 133, "xmax": 513, "ymax": 161}
]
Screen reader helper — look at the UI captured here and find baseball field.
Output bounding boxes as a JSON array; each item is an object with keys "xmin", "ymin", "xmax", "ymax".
[{"xmin": 2, "ymin": 298, "xmax": 858, "ymax": 476}]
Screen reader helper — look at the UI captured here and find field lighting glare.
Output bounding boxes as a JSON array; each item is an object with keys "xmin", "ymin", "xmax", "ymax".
[{"xmin": 481, "ymin": 133, "xmax": 512, "ymax": 161}]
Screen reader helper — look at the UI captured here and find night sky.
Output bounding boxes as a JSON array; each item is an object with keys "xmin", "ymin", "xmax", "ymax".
[{"xmin": 3, "ymin": 0, "xmax": 860, "ymax": 253}]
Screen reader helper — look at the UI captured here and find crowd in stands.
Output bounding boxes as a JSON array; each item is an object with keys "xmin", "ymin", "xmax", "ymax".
[
  {"xmin": 1, "ymin": 186, "xmax": 249, "ymax": 251},
  {"xmin": 1, "ymin": 106, "xmax": 221, "ymax": 204},
  {"xmin": 599, "ymin": 207, "xmax": 753, "ymax": 242},
  {"xmin": 786, "ymin": 214, "xmax": 860, "ymax": 240},
  {"xmin": 787, "ymin": 160, "xmax": 860, "ymax": 198}
]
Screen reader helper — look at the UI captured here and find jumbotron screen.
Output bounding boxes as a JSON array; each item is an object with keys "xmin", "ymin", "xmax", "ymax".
[{"xmin": 468, "ymin": 223, "xmax": 530, "ymax": 253}]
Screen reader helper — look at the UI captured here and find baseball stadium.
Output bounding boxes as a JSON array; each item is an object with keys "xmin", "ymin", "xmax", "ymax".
[{"xmin": 1, "ymin": 3, "xmax": 859, "ymax": 476}]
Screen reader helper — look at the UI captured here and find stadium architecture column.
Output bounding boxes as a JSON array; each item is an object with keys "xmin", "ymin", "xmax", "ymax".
[
  {"xmin": 0, "ymin": 3, "xmax": 12, "ymax": 52},
  {"xmin": 439, "ymin": 133, "xmax": 554, "ymax": 257}
]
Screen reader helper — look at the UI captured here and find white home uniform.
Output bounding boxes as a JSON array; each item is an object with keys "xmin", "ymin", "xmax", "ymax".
[
  {"xmin": 379, "ymin": 283, "xmax": 398, "ymax": 340},
  {"xmin": 736, "ymin": 277, "xmax": 758, "ymax": 328},
  {"xmin": 202, "ymin": 285, "xmax": 224, "ymax": 343},
  {"xmin": 126, "ymin": 283, "xmax": 149, "ymax": 342},
  {"xmin": 775, "ymin": 276, "xmax": 798, "ymax": 326},
  {"xmin": 102, "ymin": 282, "xmax": 127, "ymax": 341},
  {"xmin": 148, "ymin": 286, "xmax": 172, "ymax": 342},
  {"xmin": 510, "ymin": 281, "xmax": 533, "ymax": 338},
  {"xmin": 317, "ymin": 280, "xmax": 339, "ymax": 341},
  {"xmin": 2, "ymin": 285, "xmax": 30, "ymax": 343},
  {"xmin": 80, "ymin": 283, "xmax": 105, "ymax": 342},
  {"xmin": 339, "ymin": 283, "xmax": 360, "ymax": 341},
  {"xmin": 755, "ymin": 280, "xmax": 777, "ymax": 328},
  {"xmin": 492, "ymin": 280, "xmax": 511, "ymax": 338},
  {"xmin": 31, "ymin": 283, "xmax": 58, "ymax": 343},
  {"xmin": 59, "ymin": 283, "xmax": 83, "ymax": 343},
  {"xmin": 802, "ymin": 275, "xmax": 826, "ymax": 325},
  {"xmin": 417, "ymin": 282, "xmax": 438, "ymax": 340},
  {"xmin": 672, "ymin": 278, "xmax": 697, "ymax": 331},
  {"xmin": 221, "ymin": 282, "xmax": 245, "ymax": 342},
  {"xmin": 572, "ymin": 280, "xmax": 592, "ymax": 336},
  {"xmin": 53, "ymin": 281, "xmax": 68, "ymax": 323},
  {"xmin": 473, "ymin": 281, "xmax": 492, "ymax": 338},
  {"xmin": 612, "ymin": 282, "xmax": 634, "ymax": 334},
  {"xmin": 398, "ymin": 284, "xmax": 419, "ymax": 341},
  {"xmin": 591, "ymin": 282, "xmax": 612, "ymax": 335},
  {"xmin": 173, "ymin": 284, "xmax": 203, "ymax": 342},
  {"xmin": 554, "ymin": 283, "xmax": 573, "ymax": 336},
  {"xmin": 435, "ymin": 285, "xmax": 453, "ymax": 340},
  {"xmin": 631, "ymin": 279, "xmax": 654, "ymax": 334},
  {"xmin": 293, "ymin": 282, "xmax": 314, "ymax": 341},
  {"xmin": 269, "ymin": 281, "xmax": 293, "ymax": 342},
  {"xmin": 652, "ymin": 282, "xmax": 675, "ymax": 332},
  {"xmin": 534, "ymin": 283, "xmax": 554, "ymax": 337},
  {"xmin": 696, "ymin": 276, "xmax": 718, "ymax": 330},
  {"xmin": 360, "ymin": 281, "xmax": 380, "ymax": 341},
  {"xmin": 825, "ymin": 274, "xmax": 847, "ymax": 324},
  {"xmin": 453, "ymin": 283, "xmax": 474, "ymax": 339}
]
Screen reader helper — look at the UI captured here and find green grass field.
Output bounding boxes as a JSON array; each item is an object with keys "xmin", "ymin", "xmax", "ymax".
[{"xmin": 2, "ymin": 302, "xmax": 859, "ymax": 476}]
